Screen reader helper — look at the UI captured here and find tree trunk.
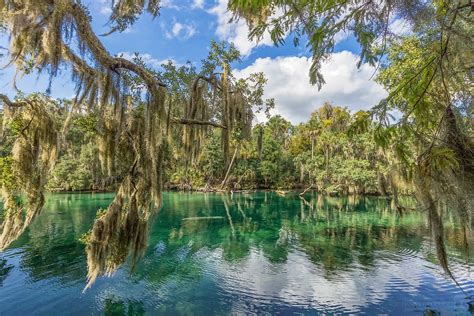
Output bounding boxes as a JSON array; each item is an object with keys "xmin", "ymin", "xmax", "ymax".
[
  {"xmin": 389, "ymin": 174, "xmax": 404, "ymax": 215},
  {"xmin": 415, "ymin": 176, "xmax": 453, "ymax": 279},
  {"xmin": 377, "ymin": 171, "xmax": 388, "ymax": 196},
  {"xmin": 221, "ymin": 144, "xmax": 239, "ymax": 189},
  {"xmin": 221, "ymin": 63, "xmax": 231, "ymax": 170},
  {"xmin": 300, "ymin": 164, "xmax": 305, "ymax": 184}
]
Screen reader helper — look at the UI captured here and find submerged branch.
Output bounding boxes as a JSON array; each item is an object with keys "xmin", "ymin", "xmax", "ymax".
[{"xmin": 182, "ymin": 216, "xmax": 225, "ymax": 221}]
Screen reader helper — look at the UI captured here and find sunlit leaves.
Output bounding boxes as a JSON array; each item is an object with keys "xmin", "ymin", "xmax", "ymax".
[
  {"xmin": 269, "ymin": 22, "xmax": 286, "ymax": 46},
  {"xmin": 373, "ymin": 125, "xmax": 396, "ymax": 149},
  {"xmin": 348, "ymin": 110, "xmax": 370, "ymax": 136},
  {"xmin": 201, "ymin": 40, "xmax": 241, "ymax": 76}
]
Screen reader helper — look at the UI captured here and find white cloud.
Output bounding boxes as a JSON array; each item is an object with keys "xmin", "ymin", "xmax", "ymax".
[
  {"xmin": 161, "ymin": 0, "xmax": 180, "ymax": 10},
  {"xmin": 208, "ymin": 0, "xmax": 276, "ymax": 57},
  {"xmin": 192, "ymin": 0, "xmax": 205, "ymax": 9},
  {"xmin": 100, "ymin": 6, "xmax": 112, "ymax": 15},
  {"xmin": 212, "ymin": 246, "xmax": 430, "ymax": 313},
  {"xmin": 118, "ymin": 52, "xmax": 177, "ymax": 68},
  {"xmin": 334, "ymin": 29, "xmax": 351, "ymax": 44},
  {"xmin": 165, "ymin": 22, "xmax": 197, "ymax": 40},
  {"xmin": 234, "ymin": 51, "xmax": 388, "ymax": 124},
  {"xmin": 389, "ymin": 18, "xmax": 412, "ymax": 36},
  {"xmin": 97, "ymin": 0, "xmax": 112, "ymax": 15}
]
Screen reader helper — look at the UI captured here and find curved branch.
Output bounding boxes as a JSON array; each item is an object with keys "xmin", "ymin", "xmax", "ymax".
[
  {"xmin": 0, "ymin": 94, "xmax": 24, "ymax": 108},
  {"xmin": 171, "ymin": 117, "xmax": 227, "ymax": 129},
  {"xmin": 195, "ymin": 75, "xmax": 222, "ymax": 90},
  {"xmin": 61, "ymin": 45, "xmax": 96, "ymax": 77},
  {"xmin": 69, "ymin": 3, "xmax": 166, "ymax": 91}
]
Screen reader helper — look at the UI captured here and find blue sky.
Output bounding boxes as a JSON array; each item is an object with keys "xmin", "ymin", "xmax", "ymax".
[{"xmin": 0, "ymin": 0, "xmax": 391, "ymax": 123}]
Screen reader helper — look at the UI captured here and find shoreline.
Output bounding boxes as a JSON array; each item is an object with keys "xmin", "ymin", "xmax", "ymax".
[{"xmin": 45, "ymin": 188, "xmax": 400, "ymax": 198}]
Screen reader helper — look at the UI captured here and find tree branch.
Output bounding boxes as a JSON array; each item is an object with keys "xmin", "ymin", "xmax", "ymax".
[
  {"xmin": 171, "ymin": 117, "xmax": 227, "ymax": 129},
  {"xmin": 69, "ymin": 2, "xmax": 166, "ymax": 91},
  {"xmin": 61, "ymin": 45, "xmax": 96, "ymax": 77},
  {"xmin": 0, "ymin": 94, "xmax": 24, "ymax": 108}
]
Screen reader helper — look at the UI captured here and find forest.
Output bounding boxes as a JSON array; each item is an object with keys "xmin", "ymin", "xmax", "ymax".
[
  {"xmin": 5, "ymin": 95, "xmax": 397, "ymax": 196},
  {"xmin": 0, "ymin": 0, "xmax": 473, "ymax": 313}
]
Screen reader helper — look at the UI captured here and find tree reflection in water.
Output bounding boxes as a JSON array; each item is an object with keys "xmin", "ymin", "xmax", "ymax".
[
  {"xmin": 0, "ymin": 258, "xmax": 13, "ymax": 286},
  {"xmin": 0, "ymin": 192, "xmax": 472, "ymax": 294},
  {"xmin": 129, "ymin": 192, "xmax": 472, "ymax": 287},
  {"xmin": 103, "ymin": 296, "xmax": 145, "ymax": 316}
]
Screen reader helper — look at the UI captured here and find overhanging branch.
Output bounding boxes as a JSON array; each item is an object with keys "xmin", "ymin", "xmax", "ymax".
[
  {"xmin": 171, "ymin": 117, "xmax": 227, "ymax": 129},
  {"xmin": 69, "ymin": 3, "xmax": 166, "ymax": 91},
  {"xmin": 0, "ymin": 94, "xmax": 24, "ymax": 108}
]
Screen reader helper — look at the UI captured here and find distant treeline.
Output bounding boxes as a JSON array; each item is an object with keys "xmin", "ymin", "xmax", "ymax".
[{"xmin": 3, "ymin": 101, "xmax": 406, "ymax": 197}]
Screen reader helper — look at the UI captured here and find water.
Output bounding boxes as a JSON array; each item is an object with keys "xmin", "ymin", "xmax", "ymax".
[{"xmin": 0, "ymin": 192, "xmax": 473, "ymax": 315}]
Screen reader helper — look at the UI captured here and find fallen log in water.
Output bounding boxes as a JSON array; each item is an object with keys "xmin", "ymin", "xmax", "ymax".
[
  {"xmin": 299, "ymin": 185, "xmax": 313, "ymax": 196},
  {"xmin": 182, "ymin": 216, "xmax": 225, "ymax": 221}
]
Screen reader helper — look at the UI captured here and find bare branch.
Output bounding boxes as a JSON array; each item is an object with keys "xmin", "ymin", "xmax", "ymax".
[{"xmin": 0, "ymin": 94, "xmax": 24, "ymax": 108}]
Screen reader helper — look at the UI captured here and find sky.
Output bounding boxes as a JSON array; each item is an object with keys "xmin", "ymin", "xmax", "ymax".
[{"xmin": 0, "ymin": 0, "xmax": 393, "ymax": 124}]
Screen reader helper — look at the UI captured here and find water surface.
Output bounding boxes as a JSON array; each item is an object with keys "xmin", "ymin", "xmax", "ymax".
[{"xmin": 0, "ymin": 192, "xmax": 473, "ymax": 315}]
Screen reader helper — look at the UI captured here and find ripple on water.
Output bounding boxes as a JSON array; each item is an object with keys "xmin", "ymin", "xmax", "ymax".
[
  {"xmin": 207, "ymin": 247, "xmax": 363, "ymax": 313},
  {"xmin": 206, "ymin": 241, "xmax": 474, "ymax": 314},
  {"xmin": 1, "ymin": 192, "xmax": 474, "ymax": 315}
]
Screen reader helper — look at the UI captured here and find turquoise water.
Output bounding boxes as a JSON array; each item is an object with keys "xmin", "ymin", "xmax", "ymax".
[{"xmin": 0, "ymin": 192, "xmax": 473, "ymax": 315}]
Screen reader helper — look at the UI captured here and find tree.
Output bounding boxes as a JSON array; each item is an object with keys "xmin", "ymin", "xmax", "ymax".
[
  {"xmin": 229, "ymin": 0, "xmax": 473, "ymax": 277},
  {"xmin": 374, "ymin": 32, "xmax": 473, "ymax": 277},
  {"xmin": 0, "ymin": 1, "xmax": 262, "ymax": 288}
]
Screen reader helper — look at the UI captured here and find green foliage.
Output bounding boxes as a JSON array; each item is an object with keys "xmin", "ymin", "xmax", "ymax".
[
  {"xmin": 164, "ymin": 103, "xmax": 382, "ymax": 193},
  {"xmin": 201, "ymin": 40, "xmax": 241, "ymax": 76},
  {"xmin": 290, "ymin": 104, "xmax": 382, "ymax": 194},
  {"xmin": 116, "ymin": 100, "xmax": 390, "ymax": 194},
  {"xmin": 47, "ymin": 145, "xmax": 97, "ymax": 191},
  {"xmin": 199, "ymin": 132, "xmax": 225, "ymax": 182},
  {"xmin": 419, "ymin": 147, "xmax": 460, "ymax": 176},
  {"xmin": 46, "ymin": 111, "xmax": 103, "ymax": 191}
]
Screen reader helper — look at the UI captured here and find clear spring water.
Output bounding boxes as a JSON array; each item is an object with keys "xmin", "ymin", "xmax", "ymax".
[{"xmin": 0, "ymin": 192, "xmax": 473, "ymax": 315}]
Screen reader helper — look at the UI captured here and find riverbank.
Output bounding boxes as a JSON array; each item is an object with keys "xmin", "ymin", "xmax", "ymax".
[{"xmin": 47, "ymin": 187, "xmax": 398, "ymax": 198}]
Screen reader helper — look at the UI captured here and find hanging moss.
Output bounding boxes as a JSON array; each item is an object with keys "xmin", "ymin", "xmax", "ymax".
[
  {"xmin": 0, "ymin": 0, "xmax": 263, "ymax": 288},
  {"xmin": 0, "ymin": 95, "xmax": 58, "ymax": 250},
  {"xmin": 84, "ymin": 178, "xmax": 149, "ymax": 289}
]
